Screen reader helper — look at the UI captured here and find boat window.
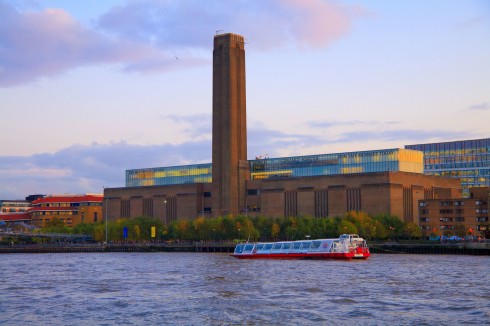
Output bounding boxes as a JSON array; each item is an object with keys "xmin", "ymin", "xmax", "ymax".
[
  {"xmin": 235, "ymin": 244, "xmax": 244, "ymax": 253},
  {"xmin": 264, "ymin": 244, "xmax": 273, "ymax": 250},
  {"xmin": 273, "ymin": 243, "xmax": 283, "ymax": 250},
  {"xmin": 255, "ymin": 244, "xmax": 264, "ymax": 250},
  {"xmin": 244, "ymin": 244, "xmax": 254, "ymax": 251},
  {"xmin": 302, "ymin": 242, "xmax": 311, "ymax": 249},
  {"xmin": 293, "ymin": 242, "xmax": 302, "ymax": 249},
  {"xmin": 311, "ymin": 241, "xmax": 321, "ymax": 248},
  {"xmin": 283, "ymin": 243, "xmax": 291, "ymax": 250}
]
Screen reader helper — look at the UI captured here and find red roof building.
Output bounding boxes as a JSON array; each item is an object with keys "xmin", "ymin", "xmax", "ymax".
[{"xmin": 30, "ymin": 194, "xmax": 103, "ymax": 228}]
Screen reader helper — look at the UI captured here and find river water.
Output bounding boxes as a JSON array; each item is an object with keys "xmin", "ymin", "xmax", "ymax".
[{"xmin": 1, "ymin": 253, "xmax": 488, "ymax": 325}]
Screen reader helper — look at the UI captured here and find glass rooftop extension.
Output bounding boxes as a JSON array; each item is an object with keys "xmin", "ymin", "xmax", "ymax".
[
  {"xmin": 125, "ymin": 149, "xmax": 423, "ymax": 187},
  {"xmin": 249, "ymin": 148, "xmax": 423, "ymax": 181},
  {"xmin": 126, "ymin": 163, "xmax": 212, "ymax": 187}
]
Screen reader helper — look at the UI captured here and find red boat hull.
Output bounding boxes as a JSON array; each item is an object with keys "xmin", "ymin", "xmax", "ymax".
[{"xmin": 232, "ymin": 251, "xmax": 370, "ymax": 260}]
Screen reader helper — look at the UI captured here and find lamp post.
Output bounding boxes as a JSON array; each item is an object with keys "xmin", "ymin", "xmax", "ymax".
[
  {"xmin": 105, "ymin": 197, "xmax": 108, "ymax": 245},
  {"xmin": 389, "ymin": 226, "xmax": 395, "ymax": 241}
]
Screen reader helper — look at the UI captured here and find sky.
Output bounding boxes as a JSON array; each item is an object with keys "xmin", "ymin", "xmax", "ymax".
[{"xmin": 0, "ymin": 0, "xmax": 489, "ymax": 199}]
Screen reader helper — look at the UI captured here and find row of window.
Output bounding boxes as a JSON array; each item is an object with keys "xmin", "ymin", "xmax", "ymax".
[
  {"xmin": 421, "ymin": 209, "xmax": 486, "ymax": 215},
  {"xmin": 36, "ymin": 202, "xmax": 101, "ymax": 207},
  {"xmin": 425, "ymin": 155, "xmax": 489, "ymax": 164},
  {"xmin": 31, "ymin": 211, "xmax": 79, "ymax": 216},
  {"xmin": 1, "ymin": 208, "xmax": 28, "ymax": 213},
  {"xmin": 420, "ymin": 201, "xmax": 487, "ymax": 207},
  {"xmin": 420, "ymin": 217, "xmax": 488, "ymax": 223}
]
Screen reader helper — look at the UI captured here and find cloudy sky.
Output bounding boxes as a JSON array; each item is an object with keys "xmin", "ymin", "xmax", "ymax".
[{"xmin": 1, "ymin": 0, "xmax": 489, "ymax": 199}]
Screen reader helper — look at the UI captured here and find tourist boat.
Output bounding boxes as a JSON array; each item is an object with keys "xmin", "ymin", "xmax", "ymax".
[{"xmin": 231, "ymin": 234, "xmax": 370, "ymax": 260}]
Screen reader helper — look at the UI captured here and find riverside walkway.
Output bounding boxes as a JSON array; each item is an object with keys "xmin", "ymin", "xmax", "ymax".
[{"xmin": 0, "ymin": 241, "xmax": 236, "ymax": 254}]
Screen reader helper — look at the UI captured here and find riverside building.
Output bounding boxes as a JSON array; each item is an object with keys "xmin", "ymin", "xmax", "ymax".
[
  {"xmin": 406, "ymin": 138, "xmax": 490, "ymax": 198},
  {"xmin": 104, "ymin": 32, "xmax": 462, "ymax": 226},
  {"xmin": 418, "ymin": 187, "xmax": 489, "ymax": 237},
  {"xmin": 30, "ymin": 194, "xmax": 103, "ymax": 228}
]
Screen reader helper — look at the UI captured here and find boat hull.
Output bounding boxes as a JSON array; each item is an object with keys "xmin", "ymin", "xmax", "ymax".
[{"xmin": 232, "ymin": 252, "xmax": 370, "ymax": 260}]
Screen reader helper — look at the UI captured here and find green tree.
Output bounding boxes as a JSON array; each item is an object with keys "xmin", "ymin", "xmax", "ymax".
[
  {"xmin": 271, "ymin": 223, "xmax": 280, "ymax": 241},
  {"xmin": 338, "ymin": 219, "xmax": 357, "ymax": 235},
  {"xmin": 454, "ymin": 225, "xmax": 467, "ymax": 238},
  {"xmin": 405, "ymin": 222, "xmax": 422, "ymax": 240},
  {"xmin": 45, "ymin": 217, "xmax": 65, "ymax": 228}
]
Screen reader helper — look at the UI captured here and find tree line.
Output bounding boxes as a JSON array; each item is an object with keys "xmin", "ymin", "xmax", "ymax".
[{"xmin": 39, "ymin": 211, "xmax": 431, "ymax": 242}]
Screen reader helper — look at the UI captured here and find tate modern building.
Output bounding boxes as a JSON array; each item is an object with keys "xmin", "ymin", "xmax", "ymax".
[{"xmin": 104, "ymin": 33, "xmax": 462, "ymax": 225}]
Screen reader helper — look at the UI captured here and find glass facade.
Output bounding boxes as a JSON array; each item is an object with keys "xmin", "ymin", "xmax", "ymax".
[
  {"xmin": 406, "ymin": 138, "xmax": 490, "ymax": 197},
  {"xmin": 249, "ymin": 149, "xmax": 423, "ymax": 181},
  {"xmin": 126, "ymin": 163, "xmax": 212, "ymax": 187}
]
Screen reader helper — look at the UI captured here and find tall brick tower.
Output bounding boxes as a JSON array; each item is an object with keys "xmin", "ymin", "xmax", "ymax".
[{"xmin": 212, "ymin": 33, "xmax": 248, "ymax": 217}]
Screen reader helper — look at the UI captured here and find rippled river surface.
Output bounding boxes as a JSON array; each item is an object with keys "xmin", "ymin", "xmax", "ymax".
[{"xmin": 1, "ymin": 253, "xmax": 489, "ymax": 325}]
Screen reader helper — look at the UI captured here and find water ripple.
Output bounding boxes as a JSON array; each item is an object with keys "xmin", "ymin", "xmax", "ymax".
[{"xmin": 1, "ymin": 253, "xmax": 489, "ymax": 325}]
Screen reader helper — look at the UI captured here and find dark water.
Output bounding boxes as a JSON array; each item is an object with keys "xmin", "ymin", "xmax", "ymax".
[{"xmin": 0, "ymin": 253, "xmax": 489, "ymax": 325}]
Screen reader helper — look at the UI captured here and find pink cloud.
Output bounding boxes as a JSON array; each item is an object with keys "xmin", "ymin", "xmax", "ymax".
[
  {"xmin": 0, "ymin": 0, "xmax": 364, "ymax": 87},
  {"xmin": 282, "ymin": 0, "xmax": 352, "ymax": 48},
  {"xmin": 98, "ymin": 0, "xmax": 361, "ymax": 50}
]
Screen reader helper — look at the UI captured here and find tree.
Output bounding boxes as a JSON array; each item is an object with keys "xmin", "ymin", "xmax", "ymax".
[
  {"xmin": 271, "ymin": 223, "xmax": 280, "ymax": 241},
  {"xmin": 235, "ymin": 221, "xmax": 243, "ymax": 239},
  {"xmin": 405, "ymin": 222, "xmax": 422, "ymax": 240},
  {"xmin": 338, "ymin": 220, "xmax": 357, "ymax": 235},
  {"xmin": 45, "ymin": 217, "xmax": 65, "ymax": 228},
  {"xmin": 454, "ymin": 225, "xmax": 467, "ymax": 238}
]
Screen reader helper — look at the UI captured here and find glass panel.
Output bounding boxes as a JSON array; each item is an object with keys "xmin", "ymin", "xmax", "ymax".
[{"xmin": 273, "ymin": 243, "xmax": 283, "ymax": 250}]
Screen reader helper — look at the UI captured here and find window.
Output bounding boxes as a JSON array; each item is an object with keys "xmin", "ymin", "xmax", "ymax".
[
  {"xmin": 244, "ymin": 244, "xmax": 254, "ymax": 251},
  {"xmin": 302, "ymin": 242, "xmax": 311, "ymax": 249},
  {"xmin": 420, "ymin": 218, "xmax": 430, "ymax": 222}
]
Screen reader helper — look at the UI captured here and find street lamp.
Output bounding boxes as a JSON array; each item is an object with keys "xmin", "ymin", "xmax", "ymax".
[
  {"xmin": 105, "ymin": 197, "xmax": 108, "ymax": 245},
  {"xmin": 389, "ymin": 226, "xmax": 395, "ymax": 241}
]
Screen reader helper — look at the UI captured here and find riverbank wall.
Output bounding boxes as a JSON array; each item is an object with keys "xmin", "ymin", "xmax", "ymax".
[{"xmin": 1, "ymin": 242, "xmax": 489, "ymax": 255}]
